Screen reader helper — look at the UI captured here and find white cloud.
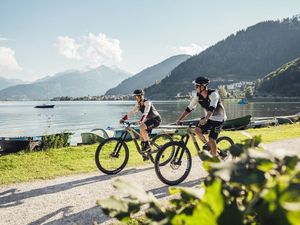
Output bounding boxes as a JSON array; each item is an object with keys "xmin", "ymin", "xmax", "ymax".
[
  {"xmin": 54, "ymin": 36, "xmax": 82, "ymax": 60},
  {"xmin": 0, "ymin": 47, "xmax": 22, "ymax": 71},
  {"xmin": 172, "ymin": 43, "xmax": 207, "ymax": 56},
  {"xmin": 54, "ymin": 33, "xmax": 122, "ymax": 67},
  {"xmin": 84, "ymin": 33, "xmax": 122, "ymax": 66}
]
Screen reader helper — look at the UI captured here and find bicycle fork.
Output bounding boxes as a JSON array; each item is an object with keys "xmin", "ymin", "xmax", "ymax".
[
  {"xmin": 112, "ymin": 132, "xmax": 128, "ymax": 157},
  {"xmin": 172, "ymin": 135, "xmax": 190, "ymax": 165},
  {"xmin": 187, "ymin": 128, "xmax": 201, "ymax": 152}
]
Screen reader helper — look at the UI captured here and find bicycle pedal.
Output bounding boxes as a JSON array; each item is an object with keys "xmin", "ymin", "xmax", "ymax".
[
  {"xmin": 203, "ymin": 144, "xmax": 210, "ymax": 151},
  {"xmin": 218, "ymin": 151, "xmax": 228, "ymax": 158},
  {"xmin": 142, "ymin": 155, "xmax": 149, "ymax": 161}
]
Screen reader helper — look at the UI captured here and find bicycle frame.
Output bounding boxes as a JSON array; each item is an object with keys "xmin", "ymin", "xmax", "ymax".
[
  {"xmin": 116, "ymin": 122, "xmax": 167, "ymax": 156},
  {"xmin": 172, "ymin": 124, "xmax": 230, "ymax": 164},
  {"xmin": 173, "ymin": 125, "xmax": 205, "ymax": 163},
  {"xmin": 117, "ymin": 123, "xmax": 144, "ymax": 155},
  {"xmin": 178, "ymin": 125, "xmax": 202, "ymax": 148}
]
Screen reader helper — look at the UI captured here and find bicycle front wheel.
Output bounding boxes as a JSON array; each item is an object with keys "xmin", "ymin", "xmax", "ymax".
[
  {"xmin": 155, "ymin": 141, "xmax": 192, "ymax": 186},
  {"xmin": 95, "ymin": 137, "xmax": 129, "ymax": 174}
]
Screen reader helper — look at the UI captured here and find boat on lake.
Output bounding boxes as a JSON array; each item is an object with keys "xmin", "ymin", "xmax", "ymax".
[
  {"xmin": 238, "ymin": 98, "xmax": 248, "ymax": 104},
  {"xmin": 81, "ymin": 128, "xmax": 115, "ymax": 144},
  {"xmin": 248, "ymin": 118, "xmax": 279, "ymax": 128},
  {"xmin": 0, "ymin": 136, "xmax": 42, "ymax": 155},
  {"xmin": 251, "ymin": 113, "xmax": 299, "ymax": 127},
  {"xmin": 0, "ymin": 132, "xmax": 73, "ymax": 155},
  {"xmin": 34, "ymin": 104, "xmax": 55, "ymax": 108},
  {"xmin": 223, "ymin": 115, "xmax": 251, "ymax": 130},
  {"xmin": 34, "ymin": 86, "xmax": 55, "ymax": 108}
]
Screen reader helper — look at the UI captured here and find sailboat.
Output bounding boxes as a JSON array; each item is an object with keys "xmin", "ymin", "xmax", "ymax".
[{"xmin": 34, "ymin": 85, "xmax": 55, "ymax": 108}]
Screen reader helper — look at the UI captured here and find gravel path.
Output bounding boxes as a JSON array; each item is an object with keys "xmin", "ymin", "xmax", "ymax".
[
  {"xmin": 0, "ymin": 158, "xmax": 206, "ymax": 225},
  {"xmin": 1, "ymin": 137, "xmax": 299, "ymax": 225}
]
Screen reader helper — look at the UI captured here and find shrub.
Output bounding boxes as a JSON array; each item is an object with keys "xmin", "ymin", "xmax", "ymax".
[{"xmin": 97, "ymin": 137, "xmax": 300, "ymax": 225}]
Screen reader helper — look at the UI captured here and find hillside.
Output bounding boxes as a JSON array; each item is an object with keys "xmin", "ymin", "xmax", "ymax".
[
  {"xmin": 145, "ymin": 16, "xmax": 300, "ymax": 99},
  {"xmin": 257, "ymin": 57, "xmax": 300, "ymax": 97},
  {"xmin": 0, "ymin": 77, "xmax": 24, "ymax": 91}
]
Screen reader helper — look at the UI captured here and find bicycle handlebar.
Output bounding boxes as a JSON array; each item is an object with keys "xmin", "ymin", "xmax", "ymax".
[
  {"xmin": 174, "ymin": 121, "xmax": 195, "ymax": 128},
  {"xmin": 121, "ymin": 121, "xmax": 139, "ymax": 126}
]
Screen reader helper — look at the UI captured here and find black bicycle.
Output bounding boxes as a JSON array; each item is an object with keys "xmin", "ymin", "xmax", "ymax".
[
  {"xmin": 95, "ymin": 121, "xmax": 174, "ymax": 175},
  {"xmin": 155, "ymin": 124, "xmax": 234, "ymax": 185}
]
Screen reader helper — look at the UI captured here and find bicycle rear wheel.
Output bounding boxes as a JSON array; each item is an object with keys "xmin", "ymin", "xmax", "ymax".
[
  {"xmin": 149, "ymin": 133, "xmax": 173, "ymax": 164},
  {"xmin": 216, "ymin": 136, "xmax": 234, "ymax": 161},
  {"xmin": 155, "ymin": 141, "xmax": 192, "ymax": 186},
  {"xmin": 95, "ymin": 137, "xmax": 129, "ymax": 174}
]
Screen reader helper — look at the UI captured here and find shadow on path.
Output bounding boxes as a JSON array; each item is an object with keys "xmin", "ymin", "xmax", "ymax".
[
  {"xmin": 28, "ymin": 178, "xmax": 203, "ymax": 225},
  {"xmin": 0, "ymin": 166, "xmax": 153, "ymax": 208},
  {"xmin": 28, "ymin": 206, "xmax": 108, "ymax": 225}
]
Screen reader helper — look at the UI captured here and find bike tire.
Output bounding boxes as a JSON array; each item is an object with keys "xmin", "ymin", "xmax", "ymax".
[
  {"xmin": 155, "ymin": 141, "xmax": 192, "ymax": 186},
  {"xmin": 95, "ymin": 137, "xmax": 129, "ymax": 175},
  {"xmin": 217, "ymin": 136, "xmax": 234, "ymax": 161},
  {"xmin": 149, "ymin": 133, "xmax": 173, "ymax": 164}
]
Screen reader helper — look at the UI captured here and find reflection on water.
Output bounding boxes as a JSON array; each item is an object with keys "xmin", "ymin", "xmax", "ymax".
[{"xmin": 0, "ymin": 101, "xmax": 300, "ymax": 138}]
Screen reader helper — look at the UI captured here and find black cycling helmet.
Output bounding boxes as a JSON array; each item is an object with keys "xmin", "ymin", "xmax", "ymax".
[
  {"xmin": 133, "ymin": 89, "xmax": 144, "ymax": 96},
  {"xmin": 192, "ymin": 76, "xmax": 210, "ymax": 86}
]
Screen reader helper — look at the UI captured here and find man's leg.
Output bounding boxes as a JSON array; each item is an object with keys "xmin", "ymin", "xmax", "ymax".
[
  {"xmin": 208, "ymin": 137, "xmax": 217, "ymax": 156},
  {"xmin": 194, "ymin": 127, "xmax": 208, "ymax": 144},
  {"xmin": 195, "ymin": 120, "xmax": 211, "ymax": 145},
  {"xmin": 208, "ymin": 121, "xmax": 223, "ymax": 157}
]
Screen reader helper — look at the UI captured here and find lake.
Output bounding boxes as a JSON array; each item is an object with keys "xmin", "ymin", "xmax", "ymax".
[{"xmin": 1, "ymin": 101, "xmax": 300, "ymax": 144}]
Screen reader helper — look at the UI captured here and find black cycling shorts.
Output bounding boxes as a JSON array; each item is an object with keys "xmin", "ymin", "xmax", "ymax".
[
  {"xmin": 197, "ymin": 119, "xmax": 224, "ymax": 140},
  {"xmin": 145, "ymin": 116, "xmax": 161, "ymax": 132}
]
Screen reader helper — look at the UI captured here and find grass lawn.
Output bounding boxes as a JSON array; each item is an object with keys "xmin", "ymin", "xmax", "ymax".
[{"xmin": 1, "ymin": 124, "xmax": 300, "ymax": 185}]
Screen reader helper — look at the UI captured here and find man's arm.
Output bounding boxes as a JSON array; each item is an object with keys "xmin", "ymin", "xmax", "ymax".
[
  {"xmin": 176, "ymin": 96, "xmax": 198, "ymax": 124},
  {"xmin": 176, "ymin": 111, "xmax": 190, "ymax": 124}
]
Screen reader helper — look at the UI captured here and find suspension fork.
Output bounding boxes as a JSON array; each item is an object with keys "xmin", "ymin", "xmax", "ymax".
[
  {"xmin": 127, "ymin": 128, "xmax": 143, "ymax": 154},
  {"xmin": 113, "ymin": 131, "xmax": 128, "ymax": 156},
  {"xmin": 173, "ymin": 134, "xmax": 190, "ymax": 163},
  {"xmin": 188, "ymin": 128, "xmax": 201, "ymax": 152}
]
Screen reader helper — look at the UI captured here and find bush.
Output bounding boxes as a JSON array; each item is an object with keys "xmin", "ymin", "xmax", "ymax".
[
  {"xmin": 97, "ymin": 137, "xmax": 300, "ymax": 225},
  {"xmin": 41, "ymin": 132, "xmax": 73, "ymax": 150}
]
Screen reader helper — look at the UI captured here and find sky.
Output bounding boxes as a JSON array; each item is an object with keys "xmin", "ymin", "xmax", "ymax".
[{"xmin": 0, "ymin": 0, "xmax": 300, "ymax": 81}]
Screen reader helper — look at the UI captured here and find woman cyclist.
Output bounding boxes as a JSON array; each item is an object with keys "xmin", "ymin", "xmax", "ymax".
[{"xmin": 120, "ymin": 89, "xmax": 161, "ymax": 158}]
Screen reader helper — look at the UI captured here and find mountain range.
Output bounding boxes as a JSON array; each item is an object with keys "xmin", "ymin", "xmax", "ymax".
[
  {"xmin": 0, "ymin": 66, "xmax": 131, "ymax": 100},
  {"xmin": 105, "ymin": 54, "xmax": 190, "ymax": 95},
  {"xmin": 1, "ymin": 15, "xmax": 300, "ymax": 100},
  {"xmin": 0, "ymin": 77, "xmax": 25, "ymax": 91}
]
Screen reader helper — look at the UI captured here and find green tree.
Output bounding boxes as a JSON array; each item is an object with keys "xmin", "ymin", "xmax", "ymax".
[
  {"xmin": 218, "ymin": 86, "xmax": 228, "ymax": 98},
  {"xmin": 245, "ymin": 86, "xmax": 254, "ymax": 99}
]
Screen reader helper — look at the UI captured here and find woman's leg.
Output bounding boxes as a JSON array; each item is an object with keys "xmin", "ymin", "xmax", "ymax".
[{"xmin": 140, "ymin": 123, "xmax": 149, "ymax": 142}]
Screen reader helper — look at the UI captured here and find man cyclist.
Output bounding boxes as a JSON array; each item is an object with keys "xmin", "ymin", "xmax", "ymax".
[
  {"xmin": 120, "ymin": 89, "xmax": 161, "ymax": 157},
  {"xmin": 176, "ymin": 76, "xmax": 227, "ymax": 157}
]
